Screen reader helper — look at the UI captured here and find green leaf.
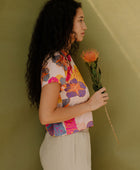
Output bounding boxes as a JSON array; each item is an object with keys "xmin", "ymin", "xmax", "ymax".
[{"xmin": 91, "ymin": 69, "xmax": 97, "ymax": 77}]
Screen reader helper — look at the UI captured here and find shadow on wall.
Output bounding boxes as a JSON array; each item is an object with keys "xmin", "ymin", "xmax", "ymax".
[{"xmin": 75, "ymin": 0, "xmax": 140, "ymax": 169}]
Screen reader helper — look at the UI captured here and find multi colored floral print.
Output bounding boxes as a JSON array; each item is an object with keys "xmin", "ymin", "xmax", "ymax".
[
  {"xmin": 41, "ymin": 50, "xmax": 94, "ymax": 137},
  {"xmin": 41, "ymin": 67, "xmax": 50, "ymax": 82},
  {"xmin": 52, "ymin": 54, "xmax": 69, "ymax": 71},
  {"xmin": 64, "ymin": 78, "xmax": 86, "ymax": 98}
]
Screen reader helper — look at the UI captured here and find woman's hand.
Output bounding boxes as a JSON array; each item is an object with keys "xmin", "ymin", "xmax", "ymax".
[{"xmin": 87, "ymin": 87, "xmax": 109, "ymax": 111}]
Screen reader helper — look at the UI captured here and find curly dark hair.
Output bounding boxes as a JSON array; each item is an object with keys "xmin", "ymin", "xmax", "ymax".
[{"xmin": 25, "ymin": 0, "xmax": 82, "ymax": 109}]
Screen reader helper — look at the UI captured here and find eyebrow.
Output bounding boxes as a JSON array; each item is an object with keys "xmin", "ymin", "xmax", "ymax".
[{"xmin": 78, "ymin": 16, "xmax": 84, "ymax": 19}]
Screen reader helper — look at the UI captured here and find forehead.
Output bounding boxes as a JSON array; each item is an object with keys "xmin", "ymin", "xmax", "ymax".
[{"xmin": 75, "ymin": 8, "xmax": 84, "ymax": 18}]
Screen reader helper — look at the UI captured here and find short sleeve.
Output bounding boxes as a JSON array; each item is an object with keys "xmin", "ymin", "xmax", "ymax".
[{"xmin": 41, "ymin": 58, "xmax": 66, "ymax": 88}]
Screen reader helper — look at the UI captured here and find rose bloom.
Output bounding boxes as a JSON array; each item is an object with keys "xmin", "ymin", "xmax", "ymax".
[{"xmin": 81, "ymin": 49, "xmax": 99, "ymax": 63}]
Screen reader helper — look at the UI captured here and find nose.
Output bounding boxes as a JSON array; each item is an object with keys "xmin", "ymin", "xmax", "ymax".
[{"xmin": 83, "ymin": 21, "xmax": 87, "ymax": 30}]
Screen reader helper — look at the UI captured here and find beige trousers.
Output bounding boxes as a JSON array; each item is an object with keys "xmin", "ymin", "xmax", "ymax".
[{"xmin": 39, "ymin": 128, "xmax": 91, "ymax": 170}]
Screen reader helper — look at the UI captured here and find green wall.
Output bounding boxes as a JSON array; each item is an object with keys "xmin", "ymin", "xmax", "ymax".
[
  {"xmin": 0, "ymin": 0, "xmax": 46, "ymax": 169},
  {"xmin": 75, "ymin": 0, "xmax": 140, "ymax": 169},
  {"xmin": 0, "ymin": 0, "xmax": 140, "ymax": 169}
]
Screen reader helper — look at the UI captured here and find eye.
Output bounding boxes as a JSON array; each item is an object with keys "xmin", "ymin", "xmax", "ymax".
[{"xmin": 79, "ymin": 19, "xmax": 84, "ymax": 23}]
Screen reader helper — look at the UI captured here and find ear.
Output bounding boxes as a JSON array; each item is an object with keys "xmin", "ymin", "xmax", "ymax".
[{"xmin": 71, "ymin": 31, "xmax": 77, "ymax": 40}]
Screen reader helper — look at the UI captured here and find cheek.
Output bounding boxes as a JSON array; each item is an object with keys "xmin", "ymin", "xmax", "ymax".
[
  {"xmin": 73, "ymin": 22, "xmax": 80, "ymax": 33},
  {"xmin": 72, "ymin": 23, "xmax": 83, "ymax": 41}
]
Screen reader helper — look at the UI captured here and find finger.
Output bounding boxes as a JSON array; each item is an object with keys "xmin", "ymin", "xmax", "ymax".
[
  {"xmin": 103, "ymin": 96, "xmax": 109, "ymax": 100},
  {"xmin": 102, "ymin": 93, "xmax": 108, "ymax": 97},
  {"xmin": 99, "ymin": 87, "xmax": 106, "ymax": 93},
  {"xmin": 103, "ymin": 102, "xmax": 107, "ymax": 105}
]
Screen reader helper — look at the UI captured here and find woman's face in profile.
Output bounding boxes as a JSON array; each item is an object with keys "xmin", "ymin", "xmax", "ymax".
[{"xmin": 71, "ymin": 8, "xmax": 87, "ymax": 42}]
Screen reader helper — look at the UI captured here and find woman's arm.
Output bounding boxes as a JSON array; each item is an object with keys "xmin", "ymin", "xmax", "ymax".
[{"xmin": 39, "ymin": 83, "xmax": 109, "ymax": 125}]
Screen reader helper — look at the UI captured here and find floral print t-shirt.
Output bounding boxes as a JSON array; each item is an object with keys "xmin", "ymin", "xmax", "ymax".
[{"xmin": 40, "ymin": 50, "xmax": 94, "ymax": 137}]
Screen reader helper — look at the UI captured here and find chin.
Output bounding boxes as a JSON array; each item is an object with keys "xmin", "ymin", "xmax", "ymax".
[{"xmin": 76, "ymin": 38, "xmax": 84, "ymax": 42}]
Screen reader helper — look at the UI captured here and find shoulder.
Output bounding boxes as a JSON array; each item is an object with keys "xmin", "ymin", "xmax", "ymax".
[
  {"xmin": 42, "ymin": 51, "xmax": 68, "ymax": 70},
  {"xmin": 42, "ymin": 51, "xmax": 60, "ymax": 67},
  {"xmin": 41, "ymin": 51, "xmax": 68, "ymax": 87}
]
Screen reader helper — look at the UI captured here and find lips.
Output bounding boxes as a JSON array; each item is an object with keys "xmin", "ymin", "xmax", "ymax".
[{"xmin": 81, "ymin": 32, "xmax": 85, "ymax": 36}]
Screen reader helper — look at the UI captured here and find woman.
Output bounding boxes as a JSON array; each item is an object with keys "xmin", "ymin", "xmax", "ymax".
[{"xmin": 25, "ymin": 0, "xmax": 109, "ymax": 169}]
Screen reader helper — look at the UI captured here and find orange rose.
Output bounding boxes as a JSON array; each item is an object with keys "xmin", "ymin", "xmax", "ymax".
[{"xmin": 81, "ymin": 49, "xmax": 99, "ymax": 63}]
